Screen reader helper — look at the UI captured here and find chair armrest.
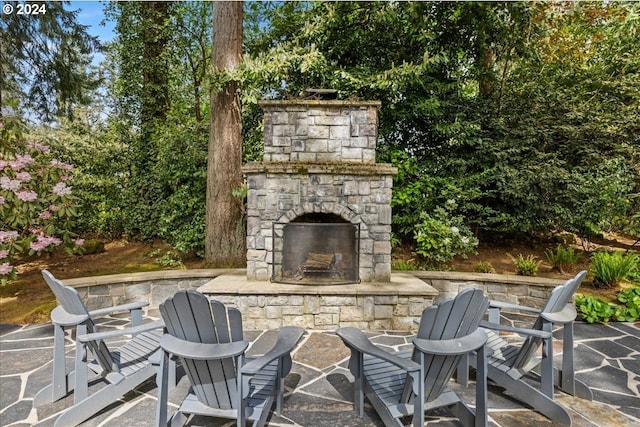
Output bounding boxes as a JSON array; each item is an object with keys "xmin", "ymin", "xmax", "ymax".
[
  {"xmin": 51, "ymin": 305, "xmax": 90, "ymax": 326},
  {"xmin": 241, "ymin": 326, "xmax": 304, "ymax": 375},
  {"xmin": 88, "ymin": 301, "xmax": 149, "ymax": 318},
  {"xmin": 160, "ymin": 334, "xmax": 249, "ymax": 360},
  {"xmin": 489, "ymin": 300, "xmax": 541, "ymax": 314},
  {"xmin": 541, "ymin": 305, "xmax": 576, "ymax": 324},
  {"xmin": 77, "ymin": 319, "xmax": 164, "ymax": 342},
  {"xmin": 480, "ymin": 321, "xmax": 552, "ymax": 339},
  {"xmin": 336, "ymin": 327, "xmax": 420, "ymax": 373},
  {"xmin": 413, "ymin": 329, "xmax": 487, "ymax": 356}
]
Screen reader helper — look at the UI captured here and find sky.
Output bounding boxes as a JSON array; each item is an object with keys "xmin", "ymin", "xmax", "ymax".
[{"xmin": 72, "ymin": 1, "xmax": 115, "ymax": 43}]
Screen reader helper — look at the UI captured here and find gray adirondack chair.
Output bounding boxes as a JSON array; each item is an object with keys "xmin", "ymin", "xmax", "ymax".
[
  {"xmin": 461, "ymin": 270, "xmax": 592, "ymax": 426},
  {"xmin": 33, "ymin": 270, "xmax": 165, "ymax": 427},
  {"xmin": 337, "ymin": 287, "xmax": 490, "ymax": 427},
  {"xmin": 156, "ymin": 290, "xmax": 304, "ymax": 427}
]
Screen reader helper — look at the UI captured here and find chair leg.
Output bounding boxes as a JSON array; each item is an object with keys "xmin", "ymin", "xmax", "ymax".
[
  {"xmin": 34, "ymin": 324, "xmax": 71, "ymax": 407},
  {"xmin": 156, "ymin": 350, "xmax": 170, "ymax": 427},
  {"xmin": 475, "ymin": 345, "xmax": 488, "ymax": 427}
]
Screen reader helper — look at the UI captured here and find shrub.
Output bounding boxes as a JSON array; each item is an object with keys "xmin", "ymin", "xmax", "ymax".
[
  {"xmin": 1, "ymin": 117, "xmax": 83, "ymax": 283},
  {"xmin": 545, "ymin": 245, "xmax": 580, "ymax": 273},
  {"xmin": 474, "ymin": 261, "xmax": 496, "ymax": 274},
  {"xmin": 413, "ymin": 200, "xmax": 478, "ymax": 268},
  {"xmin": 590, "ymin": 251, "xmax": 639, "ymax": 288},
  {"xmin": 575, "ymin": 295, "xmax": 616, "ymax": 323},
  {"xmin": 508, "ymin": 254, "xmax": 542, "ymax": 276},
  {"xmin": 616, "ymin": 287, "xmax": 640, "ymax": 320},
  {"xmin": 576, "ymin": 286, "xmax": 640, "ymax": 323}
]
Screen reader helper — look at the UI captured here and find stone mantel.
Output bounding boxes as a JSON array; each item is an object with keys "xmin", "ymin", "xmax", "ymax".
[
  {"xmin": 242, "ymin": 161, "xmax": 397, "ymax": 176},
  {"xmin": 258, "ymin": 100, "xmax": 382, "ymax": 108}
]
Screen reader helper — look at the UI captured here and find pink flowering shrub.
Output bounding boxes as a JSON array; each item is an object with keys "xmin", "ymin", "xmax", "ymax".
[{"xmin": 0, "ymin": 117, "xmax": 83, "ymax": 283}]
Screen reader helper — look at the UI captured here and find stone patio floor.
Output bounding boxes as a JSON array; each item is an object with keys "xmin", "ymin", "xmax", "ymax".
[{"xmin": 1, "ymin": 311, "xmax": 638, "ymax": 427}]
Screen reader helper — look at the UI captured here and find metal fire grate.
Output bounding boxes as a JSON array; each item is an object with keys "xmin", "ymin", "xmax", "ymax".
[{"xmin": 274, "ymin": 222, "xmax": 359, "ymax": 285}]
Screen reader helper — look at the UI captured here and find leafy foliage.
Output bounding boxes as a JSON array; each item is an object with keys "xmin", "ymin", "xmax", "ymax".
[
  {"xmin": 576, "ymin": 286, "xmax": 640, "ymax": 323},
  {"xmin": 414, "ymin": 199, "xmax": 478, "ymax": 268},
  {"xmin": 0, "ymin": 116, "xmax": 83, "ymax": 283},
  {"xmin": 0, "ymin": 1, "xmax": 101, "ymax": 119},
  {"xmin": 545, "ymin": 245, "xmax": 580, "ymax": 274},
  {"xmin": 590, "ymin": 251, "xmax": 639, "ymax": 288},
  {"xmin": 508, "ymin": 254, "xmax": 542, "ymax": 276}
]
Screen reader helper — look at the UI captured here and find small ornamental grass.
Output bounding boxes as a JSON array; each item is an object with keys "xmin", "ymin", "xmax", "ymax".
[
  {"xmin": 474, "ymin": 261, "xmax": 496, "ymax": 274},
  {"xmin": 508, "ymin": 253, "xmax": 542, "ymax": 276},
  {"xmin": 545, "ymin": 245, "xmax": 581, "ymax": 273},
  {"xmin": 590, "ymin": 251, "xmax": 639, "ymax": 288}
]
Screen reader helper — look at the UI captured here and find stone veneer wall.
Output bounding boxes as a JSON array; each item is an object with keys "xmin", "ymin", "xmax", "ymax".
[
  {"xmin": 208, "ymin": 294, "xmax": 432, "ymax": 331},
  {"xmin": 63, "ymin": 270, "xmax": 566, "ymax": 331},
  {"xmin": 243, "ymin": 100, "xmax": 397, "ymax": 283}
]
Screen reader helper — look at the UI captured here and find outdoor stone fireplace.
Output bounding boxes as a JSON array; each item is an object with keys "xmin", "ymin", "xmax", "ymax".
[{"xmin": 243, "ymin": 99, "xmax": 397, "ymax": 284}]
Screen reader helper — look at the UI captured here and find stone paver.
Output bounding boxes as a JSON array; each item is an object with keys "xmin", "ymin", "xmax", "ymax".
[{"xmin": 0, "ymin": 317, "xmax": 638, "ymax": 426}]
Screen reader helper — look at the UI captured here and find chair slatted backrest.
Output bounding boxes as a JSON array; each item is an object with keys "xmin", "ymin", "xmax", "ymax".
[
  {"xmin": 42, "ymin": 270, "xmax": 116, "ymax": 373},
  {"xmin": 513, "ymin": 270, "xmax": 586, "ymax": 369},
  {"xmin": 159, "ymin": 290, "xmax": 243, "ymax": 410},
  {"xmin": 411, "ymin": 288, "xmax": 489, "ymax": 403}
]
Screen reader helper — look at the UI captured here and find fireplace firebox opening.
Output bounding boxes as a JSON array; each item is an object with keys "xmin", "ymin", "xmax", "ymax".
[{"xmin": 275, "ymin": 215, "xmax": 360, "ymax": 285}]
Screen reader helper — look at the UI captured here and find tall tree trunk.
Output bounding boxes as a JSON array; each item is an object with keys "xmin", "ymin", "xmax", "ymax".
[{"xmin": 205, "ymin": 1, "xmax": 244, "ymax": 266}]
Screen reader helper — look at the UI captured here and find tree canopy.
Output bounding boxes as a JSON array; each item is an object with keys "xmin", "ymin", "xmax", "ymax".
[{"xmin": 2, "ymin": 1, "xmax": 638, "ymax": 271}]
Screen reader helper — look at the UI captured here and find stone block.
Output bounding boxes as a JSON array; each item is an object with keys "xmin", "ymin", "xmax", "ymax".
[
  {"xmin": 273, "ymin": 125, "xmax": 295, "ymax": 137},
  {"xmin": 391, "ymin": 317, "xmax": 418, "ymax": 331},
  {"xmin": 307, "ymin": 139, "xmax": 328, "ymax": 152},
  {"xmin": 247, "ymin": 249, "xmax": 267, "ymax": 262},
  {"xmin": 363, "ymin": 149, "xmax": 376, "ymax": 163},
  {"xmin": 373, "ymin": 241, "xmax": 391, "ymax": 255},
  {"xmin": 342, "ymin": 147, "xmax": 362, "ymax": 160},
  {"xmin": 272, "ymin": 136, "xmax": 291, "ymax": 147},
  {"xmin": 409, "ymin": 302, "xmax": 426, "ymax": 316},
  {"xmin": 271, "ymin": 111, "xmax": 289, "ymax": 124},
  {"xmin": 320, "ymin": 296, "xmax": 356, "ymax": 306},
  {"xmin": 319, "ymin": 306, "xmax": 340, "ymax": 314},
  {"xmin": 254, "ymin": 268, "xmax": 270, "ymax": 282},
  {"xmin": 374, "ymin": 305, "xmax": 393, "ymax": 319},
  {"xmin": 266, "ymin": 296, "xmax": 290, "ymax": 306},
  {"xmin": 369, "ymin": 319, "xmax": 391, "ymax": 330},
  {"xmin": 295, "ymin": 121, "xmax": 308, "ymax": 136},
  {"xmin": 358, "ymin": 181, "xmax": 371, "ymax": 195},
  {"xmin": 125, "ymin": 283, "xmax": 151, "ymax": 299},
  {"xmin": 308, "ymin": 125, "xmax": 329, "ymax": 139},
  {"xmin": 330, "ymin": 125, "xmax": 351, "ymax": 139},
  {"xmin": 261, "ymin": 318, "xmax": 285, "ymax": 330},
  {"xmin": 288, "ymin": 295, "xmax": 304, "ymax": 306},
  {"xmin": 374, "ymin": 295, "xmax": 398, "ymax": 305},
  {"xmin": 304, "ymin": 296, "xmax": 320, "ymax": 314},
  {"xmin": 86, "ymin": 296, "xmax": 113, "ymax": 311},
  {"xmin": 340, "ymin": 306, "xmax": 364, "ymax": 321},
  {"xmin": 282, "ymin": 314, "xmax": 314, "ymax": 328},
  {"xmin": 89, "ymin": 285, "xmax": 110, "ymax": 296},
  {"xmin": 339, "ymin": 321, "xmax": 370, "ymax": 329},
  {"xmin": 393, "ymin": 305, "xmax": 409, "ymax": 317},
  {"xmin": 314, "ymin": 313, "xmax": 338, "ymax": 326},
  {"xmin": 265, "ymin": 306, "xmax": 282, "ymax": 319},
  {"xmin": 282, "ymin": 305, "xmax": 304, "ymax": 316},
  {"xmin": 150, "ymin": 283, "xmax": 181, "ymax": 307},
  {"xmin": 530, "ymin": 288, "xmax": 552, "ymax": 300},
  {"xmin": 486, "ymin": 283, "xmax": 506, "ymax": 294},
  {"xmin": 247, "ymin": 307, "xmax": 265, "ymax": 319},
  {"xmin": 343, "ymin": 180, "xmax": 358, "ymax": 196}
]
